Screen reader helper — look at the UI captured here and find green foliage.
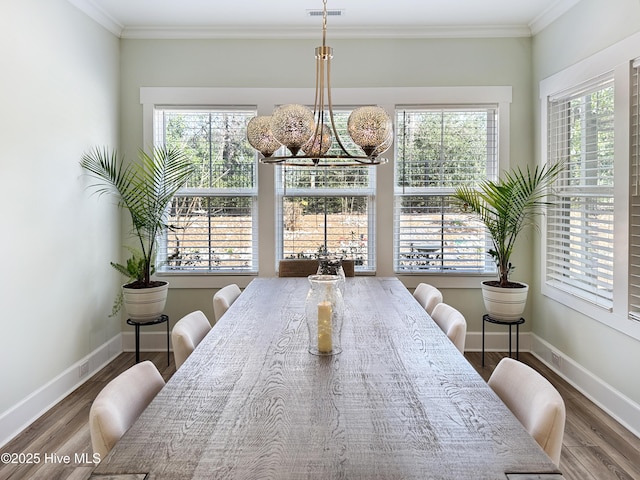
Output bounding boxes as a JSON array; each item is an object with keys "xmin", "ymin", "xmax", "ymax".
[
  {"xmin": 81, "ymin": 145, "xmax": 195, "ymax": 289},
  {"xmin": 109, "ymin": 249, "xmax": 155, "ymax": 284},
  {"xmin": 107, "ymin": 249, "xmax": 157, "ymax": 317},
  {"xmin": 452, "ymin": 162, "xmax": 563, "ymax": 287},
  {"xmin": 396, "ymin": 110, "xmax": 490, "ymax": 188},
  {"xmin": 164, "ymin": 111, "xmax": 255, "ymax": 190}
]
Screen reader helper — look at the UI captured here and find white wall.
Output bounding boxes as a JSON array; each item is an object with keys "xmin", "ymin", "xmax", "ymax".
[
  {"xmin": 532, "ymin": 0, "xmax": 640, "ymax": 426},
  {"xmin": 0, "ymin": 0, "xmax": 121, "ymax": 442},
  {"xmin": 119, "ymin": 36, "xmax": 534, "ymax": 332}
]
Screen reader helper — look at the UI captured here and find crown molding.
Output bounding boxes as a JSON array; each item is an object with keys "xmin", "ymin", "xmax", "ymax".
[
  {"xmin": 529, "ymin": 0, "xmax": 581, "ymax": 35},
  {"xmin": 69, "ymin": 0, "xmax": 582, "ymax": 40},
  {"xmin": 120, "ymin": 24, "xmax": 532, "ymax": 40},
  {"xmin": 67, "ymin": 0, "xmax": 123, "ymax": 36}
]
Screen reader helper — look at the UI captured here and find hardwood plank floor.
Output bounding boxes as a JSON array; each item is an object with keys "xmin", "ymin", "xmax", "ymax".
[{"xmin": 1, "ymin": 351, "xmax": 638, "ymax": 479}]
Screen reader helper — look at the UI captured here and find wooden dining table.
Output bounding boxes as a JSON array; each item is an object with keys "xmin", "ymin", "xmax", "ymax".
[{"xmin": 91, "ymin": 277, "xmax": 563, "ymax": 480}]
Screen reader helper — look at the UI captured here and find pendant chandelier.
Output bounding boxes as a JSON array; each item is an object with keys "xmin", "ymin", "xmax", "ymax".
[{"xmin": 246, "ymin": 0, "xmax": 392, "ymax": 167}]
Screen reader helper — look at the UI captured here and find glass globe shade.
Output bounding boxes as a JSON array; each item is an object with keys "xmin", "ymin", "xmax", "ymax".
[
  {"xmin": 302, "ymin": 124, "xmax": 332, "ymax": 157},
  {"xmin": 371, "ymin": 131, "xmax": 393, "ymax": 157},
  {"xmin": 270, "ymin": 104, "xmax": 315, "ymax": 155},
  {"xmin": 246, "ymin": 116, "xmax": 281, "ymax": 157},
  {"xmin": 347, "ymin": 106, "xmax": 393, "ymax": 156}
]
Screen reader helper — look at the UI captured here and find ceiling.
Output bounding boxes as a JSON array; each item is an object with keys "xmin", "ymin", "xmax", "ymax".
[{"xmin": 69, "ymin": 0, "xmax": 581, "ymax": 39}]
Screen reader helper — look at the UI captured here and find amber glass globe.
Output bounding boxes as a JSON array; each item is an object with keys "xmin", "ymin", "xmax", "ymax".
[
  {"xmin": 270, "ymin": 104, "xmax": 315, "ymax": 155},
  {"xmin": 246, "ymin": 116, "xmax": 282, "ymax": 157},
  {"xmin": 301, "ymin": 124, "xmax": 332, "ymax": 157},
  {"xmin": 347, "ymin": 106, "xmax": 393, "ymax": 156}
]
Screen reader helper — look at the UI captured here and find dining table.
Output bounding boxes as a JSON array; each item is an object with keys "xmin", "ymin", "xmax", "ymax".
[{"xmin": 91, "ymin": 276, "xmax": 563, "ymax": 480}]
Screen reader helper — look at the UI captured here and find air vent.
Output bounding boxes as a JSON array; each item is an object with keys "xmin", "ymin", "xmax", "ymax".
[{"xmin": 307, "ymin": 9, "xmax": 344, "ymax": 17}]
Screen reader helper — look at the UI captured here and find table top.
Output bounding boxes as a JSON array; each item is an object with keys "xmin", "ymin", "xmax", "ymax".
[{"xmin": 93, "ymin": 277, "xmax": 562, "ymax": 480}]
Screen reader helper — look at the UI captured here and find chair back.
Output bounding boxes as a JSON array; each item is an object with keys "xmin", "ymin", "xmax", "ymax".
[
  {"xmin": 278, "ymin": 258, "xmax": 356, "ymax": 277},
  {"xmin": 488, "ymin": 357, "xmax": 566, "ymax": 465},
  {"xmin": 413, "ymin": 283, "xmax": 443, "ymax": 315},
  {"xmin": 430, "ymin": 302, "xmax": 467, "ymax": 353},
  {"xmin": 278, "ymin": 259, "xmax": 318, "ymax": 277},
  {"xmin": 213, "ymin": 284, "xmax": 242, "ymax": 321},
  {"xmin": 171, "ymin": 310, "xmax": 212, "ymax": 369},
  {"xmin": 89, "ymin": 360, "xmax": 165, "ymax": 459}
]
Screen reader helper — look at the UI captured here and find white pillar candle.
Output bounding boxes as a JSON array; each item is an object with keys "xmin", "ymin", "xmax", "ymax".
[{"xmin": 317, "ymin": 301, "xmax": 333, "ymax": 353}]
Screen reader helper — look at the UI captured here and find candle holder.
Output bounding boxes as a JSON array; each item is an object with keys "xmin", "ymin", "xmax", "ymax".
[
  {"xmin": 317, "ymin": 256, "xmax": 346, "ymax": 295},
  {"xmin": 305, "ymin": 274, "xmax": 344, "ymax": 356}
]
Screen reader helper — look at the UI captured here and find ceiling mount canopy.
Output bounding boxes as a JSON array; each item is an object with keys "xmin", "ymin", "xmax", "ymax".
[{"xmin": 246, "ymin": 0, "xmax": 392, "ymax": 167}]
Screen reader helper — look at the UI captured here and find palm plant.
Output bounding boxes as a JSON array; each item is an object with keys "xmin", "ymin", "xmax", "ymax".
[
  {"xmin": 452, "ymin": 162, "xmax": 562, "ymax": 287},
  {"xmin": 81, "ymin": 146, "xmax": 195, "ymax": 288}
]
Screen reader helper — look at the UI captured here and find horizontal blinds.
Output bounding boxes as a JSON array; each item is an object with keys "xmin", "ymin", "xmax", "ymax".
[
  {"xmin": 160, "ymin": 196, "xmax": 257, "ymax": 272},
  {"xmin": 394, "ymin": 106, "xmax": 498, "ymax": 273},
  {"xmin": 279, "ymin": 166, "xmax": 373, "ymax": 193},
  {"xmin": 280, "ymin": 196, "xmax": 372, "ymax": 270},
  {"xmin": 546, "ymin": 75, "xmax": 614, "ymax": 308},
  {"xmin": 629, "ymin": 60, "xmax": 640, "ymax": 320},
  {"xmin": 395, "ymin": 195, "xmax": 493, "ymax": 273}
]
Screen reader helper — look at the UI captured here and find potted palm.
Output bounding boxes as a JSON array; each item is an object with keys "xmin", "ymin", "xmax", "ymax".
[
  {"xmin": 81, "ymin": 146, "xmax": 195, "ymax": 320},
  {"xmin": 452, "ymin": 162, "xmax": 562, "ymax": 320}
]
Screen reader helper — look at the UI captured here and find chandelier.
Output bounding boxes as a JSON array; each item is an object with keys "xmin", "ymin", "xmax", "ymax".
[{"xmin": 246, "ymin": 0, "xmax": 393, "ymax": 167}]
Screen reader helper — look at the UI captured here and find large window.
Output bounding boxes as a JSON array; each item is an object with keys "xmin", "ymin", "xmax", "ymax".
[
  {"xmin": 394, "ymin": 106, "xmax": 499, "ymax": 274},
  {"xmin": 154, "ymin": 107, "xmax": 258, "ymax": 273},
  {"xmin": 277, "ymin": 110, "xmax": 375, "ymax": 271},
  {"xmin": 545, "ymin": 76, "xmax": 615, "ymax": 308}
]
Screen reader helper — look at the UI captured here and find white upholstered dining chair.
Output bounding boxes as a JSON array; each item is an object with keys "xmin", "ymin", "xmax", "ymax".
[
  {"xmin": 89, "ymin": 360, "xmax": 165, "ymax": 459},
  {"xmin": 171, "ymin": 310, "xmax": 212, "ymax": 369},
  {"xmin": 213, "ymin": 283, "xmax": 242, "ymax": 322},
  {"xmin": 412, "ymin": 282, "xmax": 443, "ymax": 315},
  {"xmin": 488, "ymin": 357, "xmax": 566, "ymax": 466},
  {"xmin": 430, "ymin": 302, "xmax": 467, "ymax": 353}
]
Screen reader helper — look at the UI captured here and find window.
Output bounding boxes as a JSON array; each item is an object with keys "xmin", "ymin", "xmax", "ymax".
[
  {"xmin": 276, "ymin": 110, "xmax": 375, "ymax": 271},
  {"xmin": 545, "ymin": 76, "xmax": 615, "ymax": 309},
  {"xmin": 630, "ymin": 59, "xmax": 640, "ymax": 320},
  {"xmin": 154, "ymin": 107, "xmax": 258, "ymax": 273},
  {"xmin": 394, "ymin": 106, "xmax": 499, "ymax": 274},
  {"xmin": 141, "ymin": 86, "xmax": 511, "ymax": 284}
]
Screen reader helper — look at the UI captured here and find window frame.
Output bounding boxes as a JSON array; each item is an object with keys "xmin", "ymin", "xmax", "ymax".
[
  {"xmin": 274, "ymin": 106, "xmax": 378, "ymax": 272},
  {"xmin": 154, "ymin": 106, "xmax": 260, "ymax": 275},
  {"xmin": 141, "ymin": 86, "xmax": 512, "ymax": 288},
  {"xmin": 539, "ymin": 32, "xmax": 640, "ymax": 341},
  {"xmin": 393, "ymin": 104, "xmax": 500, "ymax": 275},
  {"xmin": 544, "ymin": 75, "xmax": 615, "ymax": 310}
]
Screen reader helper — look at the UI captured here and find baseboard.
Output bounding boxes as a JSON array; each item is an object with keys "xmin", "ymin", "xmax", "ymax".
[
  {"xmin": 0, "ymin": 334, "xmax": 122, "ymax": 448},
  {"xmin": 530, "ymin": 335, "xmax": 640, "ymax": 439},
  {"xmin": 122, "ymin": 331, "xmax": 172, "ymax": 352},
  {"xmin": 465, "ymin": 330, "xmax": 532, "ymax": 353}
]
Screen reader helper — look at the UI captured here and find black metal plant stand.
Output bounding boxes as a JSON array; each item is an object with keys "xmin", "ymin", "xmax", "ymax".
[
  {"xmin": 127, "ymin": 314, "xmax": 170, "ymax": 366},
  {"xmin": 482, "ymin": 314, "xmax": 525, "ymax": 367}
]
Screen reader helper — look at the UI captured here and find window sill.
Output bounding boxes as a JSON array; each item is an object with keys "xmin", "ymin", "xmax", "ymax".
[{"xmin": 396, "ymin": 273, "xmax": 496, "ymax": 289}]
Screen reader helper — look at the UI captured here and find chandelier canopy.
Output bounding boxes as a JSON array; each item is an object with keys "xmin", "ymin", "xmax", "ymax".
[{"xmin": 246, "ymin": 0, "xmax": 392, "ymax": 167}]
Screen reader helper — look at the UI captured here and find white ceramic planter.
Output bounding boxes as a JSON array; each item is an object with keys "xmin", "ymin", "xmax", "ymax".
[
  {"xmin": 122, "ymin": 281, "xmax": 169, "ymax": 321},
  {"xmin": 481, "ymin": 281, "xmax": 529, "ymax": 321}
]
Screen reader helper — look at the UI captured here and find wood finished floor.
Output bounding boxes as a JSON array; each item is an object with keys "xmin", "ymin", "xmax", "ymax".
[{"xmin": 0, "ymin": 351, "xmax": 638, "ymax": 480}]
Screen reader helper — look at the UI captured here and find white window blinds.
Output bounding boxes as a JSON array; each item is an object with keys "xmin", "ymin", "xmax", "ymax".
[
  {"xmin": 545, "ymin": 75, "xmax": 615, "ymax": 308},
  {"xmin": 629, "ymin": 60, "xmax": 640, "ymax": 320},
  {"xmin": 394, "ymin": 106, "xmax": 498, "ymax": 273}
]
